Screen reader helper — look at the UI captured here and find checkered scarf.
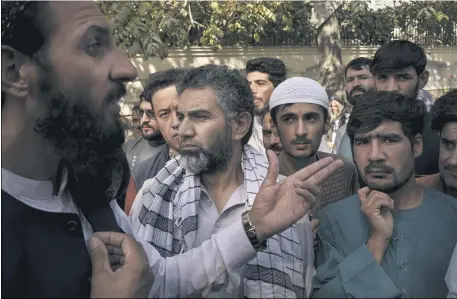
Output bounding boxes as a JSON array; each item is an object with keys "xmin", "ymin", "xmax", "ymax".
[{"xmin": 133, "ymin": 145, "xmax": 305, "ymax": 298}]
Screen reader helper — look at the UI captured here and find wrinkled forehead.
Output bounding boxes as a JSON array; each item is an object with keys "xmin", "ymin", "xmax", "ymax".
[
  {"xmin": 247, "ymin": 71, "xmax": 270, "ymax": 82},
  {"xmin": 152, "ymin": 86, "xmax": 179, "ymax": 108},
  {"xmin": 374, "ymin": 65, "xmax": 417, "ymax": 77},
  {"xmin": 46, "ymin": 1, "xmax": 108, "ymax": 41},
  {"xmin": 346, "ymin": 66, "xmax": 372, "ymax": 77},
  {"xmin": 354, "ymin": 120, "xmax": 405, "ymax": 138},
  {"xmin": 139, "ymin": 100, "xmax": 152, "ymax": 110},
  {"xmin": 262, "ymin": 113, "xmax": 272, "ymax": 128},
  {"xmin": 278, "ymin": 102, "xmax": 324, "ymax": 115},
  {"xmin": 442, "ymin": 122, "xmax": 457, "ymax": 140}
]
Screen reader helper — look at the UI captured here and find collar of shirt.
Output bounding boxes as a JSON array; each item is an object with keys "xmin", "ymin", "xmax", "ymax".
[
  {"xmin": 2, "ymin": 167, "xmax": 68, "ymax": 201},
  {"xmin": 199, "ymin": 181, "xmax": 247, "ymax": 214}
]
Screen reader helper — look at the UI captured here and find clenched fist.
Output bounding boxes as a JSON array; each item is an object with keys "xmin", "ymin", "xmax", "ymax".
[{"xmin": 89, "ymin": 232, "xmax": 154, "ymax": 298}]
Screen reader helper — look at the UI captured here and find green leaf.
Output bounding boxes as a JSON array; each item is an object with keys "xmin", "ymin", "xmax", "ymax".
[{"xmin": 253, "ymin": 32, "xmax": 260, "ymax": 42}]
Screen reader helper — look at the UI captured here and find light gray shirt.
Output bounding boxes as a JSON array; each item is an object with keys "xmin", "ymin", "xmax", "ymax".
[{"xmin": 130, "ymin": 174, "xmax": 316, "ymax": 297}]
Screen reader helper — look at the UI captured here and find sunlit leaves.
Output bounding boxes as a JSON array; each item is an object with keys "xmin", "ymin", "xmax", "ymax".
[{"xmin": 97, "ymin": 0, "xmax": 457, "ymax": 59}]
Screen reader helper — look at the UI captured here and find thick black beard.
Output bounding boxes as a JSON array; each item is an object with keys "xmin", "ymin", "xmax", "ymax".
[
  {"xmin": 143, "ymin": 130, "xmax": 164, "ymax": 142},
  {"xmin": 34, "ymin": 93, "xmax": 128, "ymax": 206}
]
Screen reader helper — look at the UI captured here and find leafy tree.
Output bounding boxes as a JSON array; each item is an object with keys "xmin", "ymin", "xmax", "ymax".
[
  {"xmin": 98, "ymin": 0, "xmax": 456, "ymax": 95},
  {"xmin": 311, "ymin": 1, "xmax": 345, "ymax": 97}
]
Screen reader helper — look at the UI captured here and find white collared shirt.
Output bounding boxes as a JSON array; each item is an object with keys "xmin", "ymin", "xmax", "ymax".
[
  {"xmin": 1, "ymin": 168, "xmax": 133, "ymax": 246},
  {"xmin": 248, "ymin": 116, "xmax": 267, "ymax": 157},
  {"xmin": 3, "ymin": 167, "xmax": 314, "ymax": 298}
]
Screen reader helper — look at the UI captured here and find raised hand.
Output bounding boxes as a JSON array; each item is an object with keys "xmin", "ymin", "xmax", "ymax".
[
  {"xmin": 251, "ymin": 150, "xmax": 344, "ymax": 242},
  {"xmin": 89, "ymin": 232, "xmax": 154, "ymax": 298},
  {"xmin": 359, "ymin": 187, "xmax": 395, "ymax": 263},
  {"xmin": 359, "ymin": 187, "xmax": 395, "ymax": 240}
]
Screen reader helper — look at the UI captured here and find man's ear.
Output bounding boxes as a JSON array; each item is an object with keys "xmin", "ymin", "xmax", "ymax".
[
  {"xmin": 412, "ymin": 133, "xmax": 423, "ymax": 158},
  {"xmin": 232, "ymin": 111, "xmax": 252, "ymax": 142},
  {"xmin": 2, "ymin": 45, "xmax": 30, "ymax": 99},
  {"xmin": 419, "ymin": 70, "xmax": 429, "ymax": 89}
]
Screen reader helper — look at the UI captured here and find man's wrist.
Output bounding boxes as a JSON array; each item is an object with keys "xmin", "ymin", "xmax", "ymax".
[
  {"xmin": 367, "ymin": 234, "xmax": 390, "ymax": 264},
  {"xmin": 242, "ymin": 211, "xmax": 267, "ymax": 250}
]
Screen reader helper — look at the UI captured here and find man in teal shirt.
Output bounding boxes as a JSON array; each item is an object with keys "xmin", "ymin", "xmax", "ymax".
[{"xmin": 313, "ymin": 91, "xmax": 457, "ymax": 298}]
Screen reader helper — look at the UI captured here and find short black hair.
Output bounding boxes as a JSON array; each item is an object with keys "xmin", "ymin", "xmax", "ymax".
[
  {"xmin": 177, "ymin": 64, "xmax": 255, "ymax": 145},
  {"xmin": 430, "ymin": 89, "xmax": 457, "ymax": 132},
  {"xmin": 370, "ymin": 40, "xmax": 427, "ymax": 76},
  {"xmin": 143, "ymin": 68, "xmax": 187, "ymax": 104},
  {"xmin": 2, "ymin": 1, "xmax": 50, "ymax": 57},
  {"xmin": 2, "ymin": 1, "xmax": 51, "ymax": 106},
  {"xmin": 270, "ymin": 103, "xmax": 329, "ymax": 128},
  {"xmin": 347, "ymin": 91, "xmax": 427, "ymax": 145},
  {"xmin": 246, "ymin": 57, "xmax": 287, "ymax": 87},
  {"xmin": 345, "ymin": 57, "xmax": 373, "ymax": 78}
]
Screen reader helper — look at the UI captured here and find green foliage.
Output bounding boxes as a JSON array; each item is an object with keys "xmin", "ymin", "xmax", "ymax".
[
  {"xmin": 97, "ymin": 1, "xmax": 193, "ymax": 59},
  {"xmin": 97, "ymin": 0, "xmax": 457, "ymax": 59}
]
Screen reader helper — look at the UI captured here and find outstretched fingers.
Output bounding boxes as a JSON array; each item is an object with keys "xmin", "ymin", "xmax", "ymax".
[
  {"xmin": 293, "ymin": 180, "xmax": 320, "ymax": 197},
  {"xmin": 294, "ymin": 157, "xmax": 339, "ymax": 182},
  {"xmin": 305, "ymin": 159, "xmax": 344, "ymax": 186}
]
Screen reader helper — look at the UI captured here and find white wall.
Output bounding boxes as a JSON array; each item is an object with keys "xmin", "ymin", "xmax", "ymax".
[{"xmin": 120, "ymin": 46, "xmax": 457, "ymax": 116}]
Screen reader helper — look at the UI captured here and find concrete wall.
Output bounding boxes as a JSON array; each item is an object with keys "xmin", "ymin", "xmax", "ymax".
[{"xmin": 121, "ymin": 46, "xmax": 457, "ymax": 116}]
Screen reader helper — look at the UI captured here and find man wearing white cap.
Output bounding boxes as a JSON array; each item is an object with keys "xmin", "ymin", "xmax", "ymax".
[{"xmin": 270, "ymin": 77, "xmax": 358, "ymax": 214}]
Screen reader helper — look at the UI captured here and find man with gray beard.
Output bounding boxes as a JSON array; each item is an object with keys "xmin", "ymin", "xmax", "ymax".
[{"xmin": 130, "ymin": 65, "xmax": 344, "ymax": 298}]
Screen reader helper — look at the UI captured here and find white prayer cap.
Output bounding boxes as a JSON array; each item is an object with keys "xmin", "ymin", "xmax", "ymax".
[{"xmin": 269, "ymin": 77, "xmax": 329, "ymax": 111}]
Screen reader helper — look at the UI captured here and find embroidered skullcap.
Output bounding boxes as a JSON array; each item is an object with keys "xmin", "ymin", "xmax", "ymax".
[{"xmin": 269, "ymin": 77, "xmax": 329, "ymax": 110}]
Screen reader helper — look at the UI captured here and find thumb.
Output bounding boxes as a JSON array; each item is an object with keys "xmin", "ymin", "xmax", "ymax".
[
  {"xmin": 89, "ymin": 236, "xmax": 111, "ymax": 274},
  {"xmin": 261, "ymin": 150, "xmax": 279, "ymax": 189},
  {"xmin": 357, "ymin": 186, "xmax": 371, "ymax": 204}
]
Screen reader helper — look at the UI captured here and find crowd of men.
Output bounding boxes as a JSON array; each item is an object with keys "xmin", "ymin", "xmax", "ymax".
[{"xmin": 2, "ymin": 1, "xmax": 457, "ymax": 298}]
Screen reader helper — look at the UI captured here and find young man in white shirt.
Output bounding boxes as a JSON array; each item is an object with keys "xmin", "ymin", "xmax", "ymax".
[
  {"xmin": 246, "ymin": 57, "xmax": 287, "ymax": 156},
  {"xmin": 334, "ymin": 57, "xmax": 375, "ymax": 159}
]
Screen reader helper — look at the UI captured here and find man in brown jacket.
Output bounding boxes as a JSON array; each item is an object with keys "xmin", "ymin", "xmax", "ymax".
[
  {"xmin": 417, "ymin": 89, "xmax": 457, "ymax": 198},
  {"xmin": 270, "ymin": 77, "xmax": 359, "ymax": 215}
]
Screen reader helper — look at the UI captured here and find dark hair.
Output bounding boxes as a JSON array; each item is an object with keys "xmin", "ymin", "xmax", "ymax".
[
  {"xmin": 370, "ymin": 40, "xmax": 427, "ymax": 76},
  {"xmin": 345, "ymin": 57, "xmax": 373, "ymax": 78},
  {"xmin": 347, "ymin": 91, "xmax": 427, "ymax": 145},
  {"xmin": 2, "ymin": 1, "xmax": 51, "ymax": 106},
  {"xmin": 246, "ymin": 57, "xmax": 287, "ymax": 87},
  {"xmin": 177, "ymin": 64, "xmax": 255, "ymax": 145},
  {"xmin": 270, "ymin": 103, "xmax": 329, "ymax": 128},
  {"xmin": 1, "ymin": 1, "xmax": 51, "ymax": 57},
  {"xmin": 143, "ymin": 68, "xmax": 187, "ymax": 104},
  {"xmin": 430, "ymin": 89, "xmax": 457, "ymax": 132}
]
